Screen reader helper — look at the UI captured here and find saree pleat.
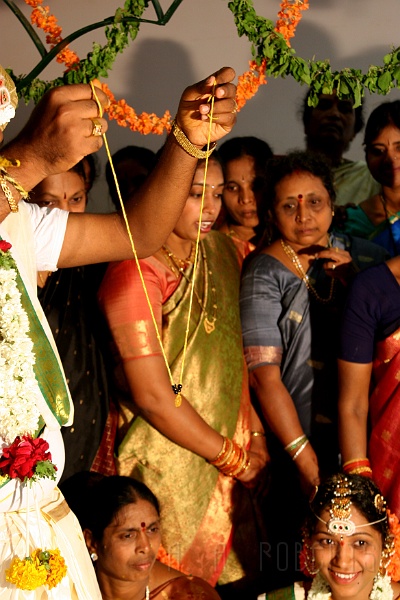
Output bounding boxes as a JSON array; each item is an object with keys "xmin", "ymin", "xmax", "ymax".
[
  {"xmin": 369, "ymin": 326, "xmax": 400, "ymax": 517},
  {"xmin": 113, "ymin": 232, "xmax": 256, "ymax": 585}
]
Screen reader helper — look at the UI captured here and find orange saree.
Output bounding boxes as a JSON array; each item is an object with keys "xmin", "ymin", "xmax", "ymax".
[{"xmin": 98, "ymin": 231, "xmax": 261, "ymax": 586}]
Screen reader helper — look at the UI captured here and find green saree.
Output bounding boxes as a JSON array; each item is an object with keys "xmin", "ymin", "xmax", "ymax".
[{"xmin": 99, "ymin": 231, "xmax": 260, "ymax": 586}]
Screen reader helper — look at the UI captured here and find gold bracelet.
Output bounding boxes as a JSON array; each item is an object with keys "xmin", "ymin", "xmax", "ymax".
[
  {"xmin": 251, "ymin": 431, "xmax": 265, "ymax": 437},
  {"xmin": 0, "ymin": 173, "xmax": 18, "ymax": 212},
  {"xmin": 171, "ymin": 119, "xmax": 216, "ymax": 159}
]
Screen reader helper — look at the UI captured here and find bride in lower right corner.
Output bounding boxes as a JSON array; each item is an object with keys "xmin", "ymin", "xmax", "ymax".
[{"xmin": 259, "ymin": 472, "xmax": 400, "ymax": 600}]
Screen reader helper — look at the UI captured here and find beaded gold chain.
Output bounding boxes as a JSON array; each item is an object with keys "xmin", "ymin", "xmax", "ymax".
[
  {"xmin": 280, "ymin": 239, "xmax": 335, "ymax": 304},
  {"xmin": 91, "ymin": 81, "xmax": 216, "ymax": 406},
  {"xmin": 160, "ymin": 244, "xmax": 218, "ymax": 334}
]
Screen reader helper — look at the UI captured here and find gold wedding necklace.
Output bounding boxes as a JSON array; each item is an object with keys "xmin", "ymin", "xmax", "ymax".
[
  {"xmin": 280, "ymin": 239, "xmax": 335, "ymax": 304},
  {"xmin": 161, "ymin": 244, "xmax": 217, "ymax": 334},
  {"xmin": 91, "ymin": 81, "xmax": 218, "ymax": 406},
  {"xmin": 161, "ymin": 243, "xmax": 196, "ymax": 278}
]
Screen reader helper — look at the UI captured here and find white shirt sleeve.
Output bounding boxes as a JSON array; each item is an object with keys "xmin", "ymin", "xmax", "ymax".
[{"xmin": 25, "ymin": 202, "xmax": 69, "ymax": 272}]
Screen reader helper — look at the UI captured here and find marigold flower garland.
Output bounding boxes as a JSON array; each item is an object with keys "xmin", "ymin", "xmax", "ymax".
[
  {"xmin": 21, "ymin": 0, "xmax": 308, "ymax": 132},
  {"xmin": 25, "ymin": 0, "xmax": 80, "ymax": 70},
  {"xmin": 0, "ymin": 240, "xmax": 67, "ymax": 591}
]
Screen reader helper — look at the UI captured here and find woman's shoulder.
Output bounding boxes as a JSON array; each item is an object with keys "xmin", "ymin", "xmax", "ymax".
[
  {"xmin": 151, "ymin": 561, "xmax": 221, "ymax": 598},
  {"xmin": 243, "ymin": 248, "xmax": 288, "ymax": 276}
]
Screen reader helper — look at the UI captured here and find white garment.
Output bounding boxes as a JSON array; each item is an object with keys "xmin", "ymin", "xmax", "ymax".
[{"xmin": 0, "ymin": 203, "xmax": 102, "ymax": 599}]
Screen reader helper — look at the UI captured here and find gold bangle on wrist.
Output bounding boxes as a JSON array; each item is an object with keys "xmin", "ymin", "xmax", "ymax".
[{"xmin": 171, "ymin": 119, "xmax": 216, "ymax": 159}]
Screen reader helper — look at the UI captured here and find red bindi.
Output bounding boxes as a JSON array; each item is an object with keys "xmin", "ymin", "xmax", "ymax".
[
  {"xmin": 298, "ymin": 194, "xmax": 303, "ymax": 202},
  {"xmin": 141, "ymin": 522, "xmax": 146, "ymax": 531}
]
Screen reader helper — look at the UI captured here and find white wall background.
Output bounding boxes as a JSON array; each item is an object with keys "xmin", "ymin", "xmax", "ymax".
[{"xmin": 1, "ymin": 0, "xmax": 400, "ymax": 211}]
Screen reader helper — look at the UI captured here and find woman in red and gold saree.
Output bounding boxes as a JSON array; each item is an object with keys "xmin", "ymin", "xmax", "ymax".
[
  {"xmin": 338, "ymin": 255, "xmax": 400, "ymax": 518},
  {"xmin": 98, "ymin": 157, "xmax": 268, "ymax": 593}
]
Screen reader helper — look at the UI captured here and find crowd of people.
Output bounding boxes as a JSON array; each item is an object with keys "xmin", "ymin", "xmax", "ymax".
[{"xmin": 1, "ymin": 57, "xmax": 400, "ymax": 600}]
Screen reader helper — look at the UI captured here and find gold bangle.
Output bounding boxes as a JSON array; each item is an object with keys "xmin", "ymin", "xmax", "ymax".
[
  {"xmin": 171, "ymin": 119, "xmax": 216, "ymax": 159},
  {"xmin": 251, "ymin": 431, "xmax": 265, "ymax": 437},
  {"xmin": 0, "ymin": 173, "xmax": 18, "ymax": 212},
  {"xmin": 348, "ymin": 466, "xmax": 373, "ymax": 475}
]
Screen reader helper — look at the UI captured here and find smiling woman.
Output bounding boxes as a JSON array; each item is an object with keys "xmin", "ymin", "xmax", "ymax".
[{"xmin": 258, "ymin": 473, "xmax": 400, "ymax": 600}]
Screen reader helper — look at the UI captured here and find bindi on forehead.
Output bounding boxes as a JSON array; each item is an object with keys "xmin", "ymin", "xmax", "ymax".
[{"xmin": 141, "ymin": 522, "xmax": 146, "ymax": 531}]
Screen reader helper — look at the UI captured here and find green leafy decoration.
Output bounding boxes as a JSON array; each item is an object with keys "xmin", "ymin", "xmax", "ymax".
[
  {"xmin": 4, "ymin": 0, "xmax": 183, "ymax": 104},
  {"xmin": 228, "ymin": 0, "xmax": 400, "ymax": 107}
]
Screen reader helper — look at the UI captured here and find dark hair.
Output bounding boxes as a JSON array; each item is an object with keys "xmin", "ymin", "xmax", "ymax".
[
  {"xmin": 61, "ymin": 473, "xmax": 160, "ymax": 542},
  {"xmin": 105, "ymin": 145, "xmax": 156, "ymax": 207},
  {"xmin": 301, "ymin": 90, "xmax": 365, "ymax": 135},
  {"xmin": 197, "ymin": 150, "xmax": 222, "ymax": 170},
  {"xmin": 304, "ymin": 473, "xmax": 390, "ymax": 541},
  {"xmin": 364, "ymin": 100, "xmax": 400, "ymax": 148},
  {"xmin": 259, "ymin": 150, "xmax": 335, "ymax": 230},
  {"xmin": 69, "ymin": 159, "xmax": 86, "ymax": 182},
  {"xmin": 82, "ymin": 154, "xmax": 99, "ymax": 191},
  {"xmin": 218, "ymin": 136, "xmax": 273, "ymax": 179}
]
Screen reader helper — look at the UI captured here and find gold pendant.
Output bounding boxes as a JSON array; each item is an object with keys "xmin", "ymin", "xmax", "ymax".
[
  {"xmin": 204, "ymin": 317, "xmax": 216, "ymax": 334},
  {"xmin": 175, "ymin": 392, "xmax": 182, "ymax": 408}
]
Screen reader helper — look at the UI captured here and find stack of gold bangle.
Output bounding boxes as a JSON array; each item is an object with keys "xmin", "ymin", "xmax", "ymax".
[{"xmin": 209, "ymin": 437, "xmax": 251, "ymax": 479}]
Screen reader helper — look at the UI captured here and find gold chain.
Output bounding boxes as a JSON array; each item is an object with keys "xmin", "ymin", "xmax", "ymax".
[
  {"xmin": 91, "ymin": 81, "xmax": 217, "ymax": 406},
  {"xmin": 161, "ymin": 243, "xmax": 196, "ymax": 276},
  {"xmin": 160, "ymin": 244, "xmax": 217, "ymax": 334},
  {"xmin": 280, "ymin": 239, "xmax": 335, "ymax": 304}
]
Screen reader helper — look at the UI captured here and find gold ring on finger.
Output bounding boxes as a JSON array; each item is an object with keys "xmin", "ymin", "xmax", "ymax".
[
  {"xmin": 90, "ymin": 118, "xmax": 103, "ymax": 137},
  {"xmin": 232, "ymin": 100, "xmax": 238, "ymax": 114}
]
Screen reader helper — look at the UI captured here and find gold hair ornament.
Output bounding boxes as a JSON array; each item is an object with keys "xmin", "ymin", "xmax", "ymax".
[
  {"xmin": 313, "ymin": 475, "xmax": 388, "ymax": 536},
  {"xmin": 90, "ymin": 81, "xmax": 217, "ymax": 408}
]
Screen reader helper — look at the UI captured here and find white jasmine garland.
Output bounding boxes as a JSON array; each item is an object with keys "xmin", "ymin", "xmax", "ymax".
[
  {"xmin": 308, "ymin": 572, "xmax": 393, "ymax": 600},
  {"xmin": 0, "ymin": 265, "xmax": 41, "ymax": 445}
]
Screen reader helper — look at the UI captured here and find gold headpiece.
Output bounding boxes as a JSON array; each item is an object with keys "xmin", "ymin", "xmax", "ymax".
[
  {"xmin": 0, "ymin": 65, "xmax": 18, "ymax": 132},
  {"xmin": 313, "ymin": 474, "xmax": 387, "ymax": 537}
]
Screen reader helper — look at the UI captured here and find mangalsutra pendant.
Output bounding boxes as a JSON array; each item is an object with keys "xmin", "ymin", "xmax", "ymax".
[
  {"xmin": 204, "ymin": 316, "xmax": 216, "ymax": 334},
  {"xmin": 172, "ymin": 383, "xmax": 182, "ymax": 407}
]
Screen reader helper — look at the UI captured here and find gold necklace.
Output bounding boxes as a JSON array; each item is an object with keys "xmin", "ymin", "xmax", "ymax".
[
  {"xmin": 161, "ymin": 243, "xmax": 196, "ymax": 278},
  {"xmin": 380, "ymin": 193, "xmax": 399, "ymax": 219},
  {"xmin": 280, "ymin": 239, "xmax": 335, "ymax": 304},
  {"xmin": 161, "ymin": 244, "xmax": 217, "ymax": 333}
]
